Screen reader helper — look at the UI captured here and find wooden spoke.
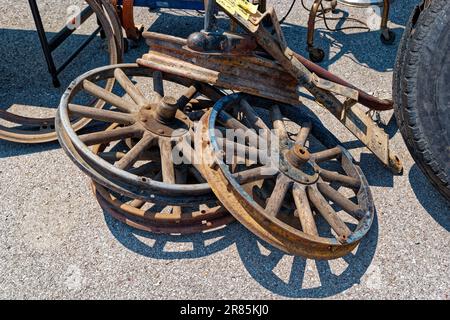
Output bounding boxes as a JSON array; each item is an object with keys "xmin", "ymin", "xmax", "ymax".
[
  {"xmin": 317, "ymin": 182, "xmax": 363, "ymax": 219},
  {"xmin": 177, "ymin": 138, "xmax": 212, "ymax": 186},
  {"xmin": 68, "ymin": 104, "xmax": 135, "ymax": 125},
  {"xmin": 79, "ymin": 124, "xmax": 142, "ymax": 146},
  {"xmin": 153, "ymin": 71, "xmax": 164, "ymax": 98},
  {"xmin": 175, "ymin": 166, "xmax": 188, "ymax": 184},
  {"xmin": 296, "ymin": 121, "xmax": 311, "ymax": 146},
  {"xmin": 233, "ymin": 166, "xmax": 277, "ymax": 185},
  {"xmin": 189, "ymin": 166, "xmax": 206, "ymax": 183},
  {"xmin": 159, "ymin": 138, "xmax": 176, "ymax": 184},
  {"xmin": 99, "ymin": 149, "xmax": 159, "ymax": 163},
  {"xmin": 307, "ymin": 186, "xmax": 352, "ymax": 243},
  {"xmin": 167, "ymin": 200, "xmax": 183, "ymax": 219},
  {"xmin": 218, "ymin": 110, "xmax": 251, "ymax": 131},
  {"xmin": 270, "ymin": 105, "xmax": 288, "ymax": 140},
  {"xmin": 130, "ymin": 199, "xmax": 146, "ymax": 209},
  {"xmin": 240, "ymin": 99, "xmax": 272, "ymax": 148},
  {"xmin": 98, "ymin": 151, "xmax": 127, "ymax": 163},
  {"xmin": 116, "ymin": 134, "xmax": 155, "ymax": 170},
  {"xmin": 176, "ymin": 85, "xmax": 199, "ymax": 110},
  {"xmin": 311, "ymin": 147, "xmax": 342, "ymax": 163},
  {"xmin": 82, "ymin": 80, "xmax": 137, "ymax": 113},
  {"xmin": 177, "ymin": 138, "xmax": 202, "ymax": 173},
  {"xmin": 239, "ymin": 99, "xmax": 271, "ymax": 132},
  {"xmin": 319, "ymin": 169, "xmax": 361, "ymax": 189},
  {"xmin": 220, "ymin": 128, "xmax": 259, "ymax": 148},
  {"xmin": 129, "ymin": 161, "xmax": 161, "ymax": 176},
  {"xmin": 114, "ymin": 68, "xmax": 148, "ymax": 107},
  {"xmin": 172, "ymin": 166, "xmax": 189, "ymax": 217},
  {"xmin": 265, "ymin": 174, "xmax": 292, "ymax": 217},
  {"xmin": 217, "ymin": 111, "xmax": 263, "ymax": 148},
  {"xmin": 292, "ymin": 183, "xmax": 319, "ymax": 236},
  {"xmin": 216, "ymin": 137, "xmax": 259, "ymax": 161}
]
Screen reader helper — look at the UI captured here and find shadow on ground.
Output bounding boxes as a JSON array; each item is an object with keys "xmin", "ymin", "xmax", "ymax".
[
  {"xmin": 105, "ymin": 210, "xmax": 378, "ymax": 298},
  {"xmin": 408, "ymin": 164, "xmax": 450, "ymax": 231},
  {"xmin": 0, "ymin": 1, "xmax": 423, "ymax": 298},
  {"xmin": 0, "ymin": 26, "xmax": 147, "ymax": 157},
  {"xmin": 104, "ymin": 212, "xmax": 239, "ymax": 259},
  {"xmin": 280, "ymin": 0, "xmax": 418, "ymax": 71},
  {"xmin": 236, "ymin": 214, "xmax": 378, "ymax": 298}
]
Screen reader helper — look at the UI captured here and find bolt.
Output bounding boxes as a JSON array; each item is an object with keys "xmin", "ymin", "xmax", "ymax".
[{"xmin": 209, "ymin": 161, "xmax": 219, "ymax": 170}]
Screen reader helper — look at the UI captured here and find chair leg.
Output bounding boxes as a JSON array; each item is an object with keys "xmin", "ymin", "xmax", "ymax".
[
  {"xmin": 380, "ymin": 0, "xmax": 395, "ymax": 45},
  {"xmin": 307, "ymin": 0, "xmax": 325, "ymax": 62},
  {"xmin": 122, "ymin": 0, "xmax": 144, "ymax": 48}
]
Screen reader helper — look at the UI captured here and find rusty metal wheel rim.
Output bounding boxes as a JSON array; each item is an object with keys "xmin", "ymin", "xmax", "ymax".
[
  {"xmin": 92, "ymin": 182, "xmax": 234, "ymax": 234},
  {"xmin": 57, "ymin": 63, "xmax": 224, "ymax": 204},
  {"xmin": 88, "ymin": 122, "xmax": 233, "ymax": 234},
  {"xmin": 199, "ymin": 93, "xmax": 375, "ymax": 259},
  {"xmin": 0, "ymin": 0, "xmax": 123, "ymax": 144}
]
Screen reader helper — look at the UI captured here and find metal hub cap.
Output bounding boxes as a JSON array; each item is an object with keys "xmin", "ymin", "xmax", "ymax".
[
  {"xmin": 280, "ymin": 142, "xmax": 320, "ymax": 185},
  {"xmin": 137, "ymin": 97, "xmax": 190, "ymax": 137}
]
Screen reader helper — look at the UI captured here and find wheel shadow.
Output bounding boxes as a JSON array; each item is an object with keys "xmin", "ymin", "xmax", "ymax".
[
  {"xmin": 0, "ymin": 28, "xmax": 122, "ymax": 156},
  {"xmin": 105, "ymin": 205, "xmax": 378, "ymax": 298},
  {"xmin": 235, "ymin": 213, "xmax": 378, "ymax": 298},
  {"xmin": 408, "ymin": 164, "xmax": 450, "ymax": 231},
  {"xmin": 0, "ymin": 139, "xmax": 60, "ymax": 159},
  {"xmin": 0, "ymin": 29, "xmax": 114, "ymax": 113},
  {"xmin": 103, "ymin": 211, "xmax": 239, "ymax": 260}
]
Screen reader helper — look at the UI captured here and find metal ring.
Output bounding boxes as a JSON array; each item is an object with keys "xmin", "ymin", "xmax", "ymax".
[{"xmin": 199, "ymin": 93, "xmax": 375, "ymax": 259}]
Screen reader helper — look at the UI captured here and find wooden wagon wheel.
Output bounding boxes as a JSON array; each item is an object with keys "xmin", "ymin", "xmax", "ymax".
[
  {"xmin": 199, "ymin": 93, "xmax": 375, "ymax": 259},
  {"xmin": 89, "ymin": 122, "xmax": 233, "ymax": 234},
  {"xmin": 56, "ymin": 63, "xmax": 226, "ymax": 205},
  {"xmin": 0, "ymin": 0, "xmax": 123, "ymax": 144}
]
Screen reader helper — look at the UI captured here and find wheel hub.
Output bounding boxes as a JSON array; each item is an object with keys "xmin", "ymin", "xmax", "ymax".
[
  {"xmin": 138, "ymin": 96, "xmax": 190, "ymax": 137},
  {"xmin": 279, "ymin": 143, "xmax": 319, "ymax": 185}
]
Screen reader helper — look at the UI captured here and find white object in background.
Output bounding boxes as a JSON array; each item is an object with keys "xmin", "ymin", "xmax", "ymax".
[
  {"xmin": 366, "ymin": 5, "xmax": 382, "ymax": 30},
  {"xmin": 338, "ymin": 0, "xmax": 385, "ymax": 7}
]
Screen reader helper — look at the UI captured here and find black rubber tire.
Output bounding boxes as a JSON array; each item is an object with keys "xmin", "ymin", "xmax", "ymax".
[
  {"xmin": 393, "ymin": 0, "xmax": 450, "ymax": 200},
  {"xmin": 392, "ymin": 3, "xmax": 421, "ymax": 127}
]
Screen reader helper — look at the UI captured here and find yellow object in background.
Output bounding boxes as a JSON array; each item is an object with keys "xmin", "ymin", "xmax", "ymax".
[{"xmin": 216, "ymin": 0, "xmax": 258, "ymax": 20}]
